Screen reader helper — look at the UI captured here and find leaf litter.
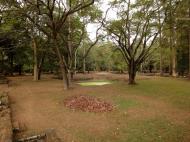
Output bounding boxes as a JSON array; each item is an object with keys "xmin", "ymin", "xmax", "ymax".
[{"xmin": 64, "ymin": 95, "xmax": 113, "ymax": 112}]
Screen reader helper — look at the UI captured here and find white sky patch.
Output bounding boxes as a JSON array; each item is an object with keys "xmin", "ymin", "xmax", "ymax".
[
  {"xmin": 87, "ymin": 0, "xmax": 117, "ymax": 40},
  {"xmin": 87, "ymin": 0, "xmax": 137, "ymax": 40}
]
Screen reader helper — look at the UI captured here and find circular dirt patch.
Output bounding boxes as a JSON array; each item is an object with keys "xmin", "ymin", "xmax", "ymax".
[{"xmin": 64, "ymin": 95, "xmax": 113, "ymax": 112}]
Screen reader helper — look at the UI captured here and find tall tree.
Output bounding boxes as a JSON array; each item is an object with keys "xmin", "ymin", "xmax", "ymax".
[
  {"xmin": 7, "ymin": 0, "xmax": 95, "ymax": 90},
  {"xmin": 105, "ymin": 0, "xmax": 163, "ymax": 84}
]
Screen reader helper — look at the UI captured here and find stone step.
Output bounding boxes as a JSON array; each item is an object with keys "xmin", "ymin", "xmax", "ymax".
[
  {"xmin": 0, "ymin": 92, "xmax": 13, "ymax": 142},
  {"xmin": 16, "ymin": 129, "xmax": 62, "ymax": 142}
]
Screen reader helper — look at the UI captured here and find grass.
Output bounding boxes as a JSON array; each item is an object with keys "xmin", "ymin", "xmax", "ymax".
[
  {"xmin": 77, "ymin": 80, "xmax": 112, "ymax": 86},
  {"xmin": 70, "ymin": 116, "xmax": 189, "ymax": 142},
  {"xmin": 9, "ymin": 75, "xmax": 190, "ymax": 142},
  {"xmin": 118, "ymin": 118, "xmax": 188, "ymax": 142},
  {"xmin": 71, "ymin": 77, "xmax": 190, "ymax": 142},
  {"xmin": 115, "ymin": 77, "xmax": 190, "ymax": 110}
]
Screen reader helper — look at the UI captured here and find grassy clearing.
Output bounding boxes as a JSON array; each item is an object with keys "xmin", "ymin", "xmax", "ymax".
[
  {"xmin": 70, "ymin": 77, "xmax": 190, "ymax": 142},
  {"xmin": 9, "ymin": 76, "xmax": 190, "ymax": 142}
]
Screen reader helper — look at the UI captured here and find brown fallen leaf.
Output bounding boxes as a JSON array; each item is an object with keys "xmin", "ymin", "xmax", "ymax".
[{"xmin": 64, "ymin": 95, "xmax": 113, "ymax": 112}]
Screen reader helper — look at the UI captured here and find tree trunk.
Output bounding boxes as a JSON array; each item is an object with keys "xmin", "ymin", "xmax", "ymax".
[
  {"xmin": 53, "ymin": 38, "xmax": 69, "ymax": 90},
  {"xmin": 171, "ymin": 44, "xmax": 177, "ymax": 77},
  {"xmin": 59, "ymin": 59, "xmax": 69, "ymax": 90},
  {"xmin": 171, "ymin": 15, "xmax": 177, "ymax": 77},
  {"xmin": 74, "ymin": 49, "xmax": 77, "ymax": 75},
  {"xmin": 18, "ymin": 65, "xmax": 22, "ymax": 75},
  {"xmin": 0, "ymin": 52, "xmax": 4, "ymax": 73},
  {"xmin": 159, "ymin": 11, "xmax": 163, "ymax": 76},
  {"xmin": 83, "ymin": 46, "xmax": 86, "ymax": 74},
  {"xmin": 169, "ymin": 0, "xmax": 177, "ymax": 77},
  {"xmin": 128, "ymin": 60, "xmax": 136, "ymax": 85},
  {"xmin": 189, "ymin": 6, "xmax": 190, "ymax": 78},
  {"xmin": 70, "ymin": 70, "xmax": 74, "ymax": 80},
  {"xmin": 67, "ymin": 14, "xmax": 72, "ymax": 86},
  {"xmin": 189, "ymin": 29, "xmax": 190, "ymax": 78},
  {"xmin": 38, "ymin": 67, "xmax": 42, "ymax": 80},
  {"xmin": 67, "ymin": 70, "xmax": 71, "ymax": 87},
  {"xmin": 160, "ymin": 45, "xmax": 163, "ymax": 75},
  {"xmin": 32, "ymin": 38, "xmax": 38, "ymax": 81},
  {"xmin": 37, "ymin": 54, "xmax": 45, "ymax": 80},
  {"xmin": 169, "ymin": 0, "xmax": 172, "ymax": 76},
  {"xmin": 10, "ymin": 54, "xmax": 14, "ymax": 76}
]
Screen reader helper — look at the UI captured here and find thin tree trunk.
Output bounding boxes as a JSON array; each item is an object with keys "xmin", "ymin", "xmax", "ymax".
[
  {"xmin": 169, "ymin": 0, "xmax": 177, "ymax": 77},
  {"xmin": 169, "ymin": 37, "xmax": 177, "ymax": 77},
  {"xmin": 74, "ymin": 49, "xmax": 77, "ymax": 75},
  {"xmin": 189, "ymin": 29, "xmax": 190, "ymax": 78},
  {"xmin": 159, "ymin": 9, "xmax": 163, "ymax": 76},
  {"xmin": 67, "ymin": 14, "xmax": 72, "ymax": 86},
  {"xmin": 38, "ymin": 66, "xmax": 42, "ymax": 80},
  {"xmin": 67, "ymin": 0, "xmax": 73, "ymax": 84},
  {"xmin": 18, "ymin": 65, "xmax": 22, "ymax": 75},
  {"xmin": 54, "ymin": 38, "xmax": 69, "ymax": 90},
  {"xmin": 71, "ymin": 71, "xmax": 74, "ymax": 80},
  {"xmin": 37, "ymin": 54, "xmax": 45, "ymax": 80},
  {"xmin": 160, "ymin": 36, "xmax": 163, "ymax": 75},
  {"xmin": 172, "ymin": 19, "xmax": 177, "ymax": 77},
  {"xmin": 169, "ymin": 0, "xmax": 172, "ymax": 76},
  {"xmin": 32, "ymin": 37, "xmax": 38, "ymax": 81},
  {"xmin": 188, "ymin": 5, "xmax": 190, "ymax": 78},
  {"xmin": 172, "ymin": 41, "xmax": 177, "ymax": 77},
  {"xmin": 0, "ymin": 52, "xmax": 3, "ymax": 73},
  {"xmin": 10, "ymin": 54, "xmax": 14, "ymax": 76},
  {"xmin": 83, "ymin": 46, "xmax": 86, "ymax": 74}
]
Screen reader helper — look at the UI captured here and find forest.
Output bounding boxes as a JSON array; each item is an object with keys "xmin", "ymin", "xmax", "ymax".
[
  {"xmin": 0, "ymin": 0, "xmax": 190, "ymax": 142},
  {"xmin": 0, "ymin": 0, "xmax": 189, "ymax": 87}
]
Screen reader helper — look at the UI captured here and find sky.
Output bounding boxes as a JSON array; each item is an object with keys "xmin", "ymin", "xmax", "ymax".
[
  {"xmin": 87, "ymin": 0, "xmax": 136, "ymax": 40},
  {"xmin": 87, "ymin": 0, "xmax": 117, "ymax": 40}
]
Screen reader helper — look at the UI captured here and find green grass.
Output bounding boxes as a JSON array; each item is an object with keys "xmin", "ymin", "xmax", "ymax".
[
  {"xmin": 115, "ymin": 77, "xmax": 190, "ymax": 110},
  {"xmin": 77, "ymin": 80, "xmax": 112, "ymax": 86},
  {"xmin": 71, "ymin": 117, "xmax": 189, "ymax": 142},
  {"xmin": 114, "ymin": 96, "xmax": 140, "ymax": 110},
  {"xmin": 69, "ymin": 77, "xmax": 190, "ymax": 142},
  {"xmin": 8, "ymin": 76, "xmax": 190, "ymax": 142},
  {"xmin": 118, "ymin": 117, "xmax": 188, "ymax": 142}
]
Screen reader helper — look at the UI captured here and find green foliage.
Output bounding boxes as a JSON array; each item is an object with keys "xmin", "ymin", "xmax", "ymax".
[
  {"xmin": 111, "ymin": 50, "xmax": 127, "ymax": 72},
  {"xmin": 0, "ymin": 8, "xmax": 33, "ymax": 74},
  {"xmin": 77, "ymin": 42, "xmax": 127, "ymax": 72},
  {"xmin": 0, "ymin": 0, "xmax": 189, "ymax": 76},
  {"xmin": 80, "ymin": 4, "xmax": 103, "ymax": 22}
]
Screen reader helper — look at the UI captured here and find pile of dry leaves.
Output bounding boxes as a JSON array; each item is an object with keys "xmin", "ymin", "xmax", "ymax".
[{"xmin": 64, "ymin": 95, "xmax": 113, "ymax": 112}]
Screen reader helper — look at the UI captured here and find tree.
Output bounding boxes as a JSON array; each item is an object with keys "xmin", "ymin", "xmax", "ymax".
[
  {"xmin": 7, "ymin": 0, "xmax": 96, "ymax": 90},
  {"xmin": 60, "ymin": 3, "xmax": 103, "ymax": 79},
  {"xmin": 0, "ymin": 4, "xmax": 32, "ymax": 75},
  {"xmin": 174, "ymin": 0, "xmax": 190, "ymax": 76},
  {"xmin": 105, "ymin": 0, "xmax": 162, "ymax": 84}
]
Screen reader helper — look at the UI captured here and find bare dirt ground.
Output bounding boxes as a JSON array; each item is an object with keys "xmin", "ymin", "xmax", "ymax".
[{"xmin": 1, "ymin": 73, "xmax": 189, "ymax": 142}]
